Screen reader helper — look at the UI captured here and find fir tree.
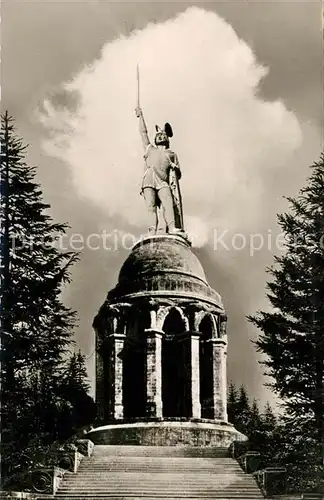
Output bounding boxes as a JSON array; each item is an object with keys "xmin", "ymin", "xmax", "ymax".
[
  {"xmin": 248, "ymin": 399, "xmax": 262, "ymax": 439},
  {"xmin": 65, "ymin": 351, "xmax": 90, "ymax": 393},
  {"xmin": 262, "ymin": 402, "xmax": 277, "ymax": 432},
  {"xmin": 236, "ymin": 385, "xmax": 251, "ymax": 431},
  {"xmin": 249, "ymin": 153, "xmax": 324, "ymax": 490},
  {"xmin": 62, "ymin": 351, "xmax": 96, "ymax": 435},
  {"xmin": 227, "ymin": 382, "xmax": 238, "ymax": 424},
  {"xmin": 227, "ymin": 384, "xmax": 252, "ymax": 435},
  {"xmin": 0, "ymin": 112, "xmax": 81, "ymax": 478}
]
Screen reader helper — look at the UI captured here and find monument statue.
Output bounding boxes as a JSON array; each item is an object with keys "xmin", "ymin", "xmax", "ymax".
[
  {"xmin": 135, "ymin": 66, "xmax": 184, "ymax": 235},
  {"xmin": 90, "ymin": 66, "xmax": 242, "ymax": 454}
]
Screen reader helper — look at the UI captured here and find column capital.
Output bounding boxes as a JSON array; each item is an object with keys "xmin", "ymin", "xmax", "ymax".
[
  {"xmin": 207, "ymin": 337, "xmax": 227, "ymax": 346},
  {"xmin": 147, "ymin": 298, "xmax": 162, "ymax": 311},
  {"xmin": 108, "ymin": 333, "xmax": 126, "ymax": 341},
  {"xmin": 188, "ymin": 330, "xmax": 201, "ymax": 339},
  {"xmin": 144, "ymin": 328, "xmax": 164, "ymax": 338},
  {"xmin": 174, "ymin": 331, "xmax": 201, "ymax": 342}
]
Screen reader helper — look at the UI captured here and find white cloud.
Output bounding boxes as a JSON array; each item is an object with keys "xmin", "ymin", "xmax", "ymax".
[{"xmin": 38, "ymin": 7, "xmax": 302, "ymax": 247}]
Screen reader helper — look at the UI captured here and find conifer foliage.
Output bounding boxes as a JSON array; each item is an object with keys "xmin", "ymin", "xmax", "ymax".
[
  {"xmin": 248, "ymin": 153, "xmax": 324, "ymax": 492},
  {"xmin": 61, "ymin": 351, "xmax": 97, "ymax": 435},
  {"xmin": 0, "ymin": 112, "xmax": 94, "ymax": 480},
  {"xmin": 227, "ymin": 383, "xmax": 277, "ymax": 457}
]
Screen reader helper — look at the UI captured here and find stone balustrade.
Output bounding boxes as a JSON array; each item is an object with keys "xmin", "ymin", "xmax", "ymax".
[
  {"xmin": 238, "ymin": 451, "xmax": 261, "ymax": 474},
  {"xmin": 29, "ymin": 467, "xmax": 66, "ymax": 495},
  {"xmin": 253, "ymin": 467, "xmax": 287, "ymax": 497},
  {"xmin": 75, "ymin": 439, "xmax": 94, "ymax": 457}
]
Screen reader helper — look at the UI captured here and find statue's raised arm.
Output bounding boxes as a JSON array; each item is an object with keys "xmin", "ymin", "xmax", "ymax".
[
  {"xmin": 135, "ymin": 107, "xmax": 150, "ymax": 150},
  {"xmin": 135, "ymin": 110, "xmax": 184, "ymax": 236},
  {"xmin": 134, "ymin": 65, "xmax": 185, "ymax": 237}
]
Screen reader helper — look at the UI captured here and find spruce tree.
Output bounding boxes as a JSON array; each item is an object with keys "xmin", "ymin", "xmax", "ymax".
[
  {"xmin": 249, "ymin": 153, "xmax": 324, "ymax": 488},
  {"xmin": 62, "ymin": 351, "xmax": 96, "ymax": 435},
  {"xmin": 248, "ymin": 399, "xmax": 262, "ymax": 439},
  {"xmin": 65, "ymin": 351, "xmax": 90, "ymax": 394},
  {"xmin": 227, "ymin": 384, "xmax": 252, "ymax": 433},
  {"xmin": 262, "ymin": 402, "xmax": 277, "ymax": 431},
  {"xmin": 0, "ymin": 112, "xmax": 80, "ymax": 477},
  {"xmin": 227, "ymin": 382, "xmax": 238, "ymax": 425},
  {"xmin": 236, "ymin": 385, "xmax": 251, "ymax": 431}
]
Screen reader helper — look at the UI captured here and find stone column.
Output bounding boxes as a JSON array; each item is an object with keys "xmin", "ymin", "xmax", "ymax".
[
  {"xmin": 108, "ymin": 333, "xmax": 125, "ymax": 420},
  {"xmin": 211, "ymin": 338, "xmax": 228, "ymax": 421},
  {"xmin": 190, "ymin": 333, "xmax": 201, "ymax": 419},
  {"xmin": 177, "ymin": 332, "xmax": 201, "ymax": 419},
  {"xmin": 145, "ymin": 329, "xmax": 163, "ymax": 418},
  {"xmin": 95, "ymin": 340, "xmax": 105, "ymax": 421}
]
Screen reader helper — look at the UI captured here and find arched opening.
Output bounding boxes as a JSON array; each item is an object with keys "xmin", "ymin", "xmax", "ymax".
[
  {"xmin": 199, "ymin": 314, "xmax": 214, "ymax": 419},
  {"xmin": 123, "ymin": 309, "xmax": 149, "ymax": 419},
  {"xmin": 162, "ymin": 308, "xmax": 189, "ymax": 417}
]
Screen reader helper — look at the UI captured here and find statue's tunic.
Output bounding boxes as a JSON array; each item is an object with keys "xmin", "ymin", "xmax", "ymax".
[{"xmin": 141, "ymin": 144, "xmax": 180, "ymax": 193}]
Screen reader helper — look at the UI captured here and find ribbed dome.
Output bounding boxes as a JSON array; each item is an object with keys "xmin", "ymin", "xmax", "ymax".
[
  {"xmin": 108, "ymin": 235, "xmax": 223, "ymax": 308},
  {"xmin": 119, "ymin": 235, "xmax": 207, "ymax": 284}
]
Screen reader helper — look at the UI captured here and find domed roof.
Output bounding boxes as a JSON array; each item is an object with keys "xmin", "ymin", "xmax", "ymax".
[
  {"xmin": 108, "ymin": 234, "xmax": 223, "ymax": 309},
  {"xmin": 119, "ymin": 234, "xmax": 207, "ymax": 284}
]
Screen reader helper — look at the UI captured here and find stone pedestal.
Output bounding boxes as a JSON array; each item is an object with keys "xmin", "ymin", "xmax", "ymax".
[
  {"xmin": 93, "ymin": 234, "xmax": 237, "ymax": 444},
  {"xmin": 108, "ymin": 333, "xmax": 125, "ymax": 420},
  {"xmin": 145, "ymin": 329, "xmax": 163, "ymax": 418},
  {"xmin": 211, "ymin": 338, "xmax": 227, "ymax": 421},
  {"xmin": 87, "ymin": 420, "xmax": 247, "ymax": 446}
]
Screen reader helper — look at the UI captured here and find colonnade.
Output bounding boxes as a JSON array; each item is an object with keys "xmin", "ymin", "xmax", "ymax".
[{"xmin": 95, "ymin": 303, "xmax": 228, "ymax": 422}]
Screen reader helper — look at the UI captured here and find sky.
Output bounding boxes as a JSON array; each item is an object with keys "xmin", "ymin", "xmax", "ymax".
[{"xmin": 2, "ymin": 0, "xmax": 323, "ymax": 406}]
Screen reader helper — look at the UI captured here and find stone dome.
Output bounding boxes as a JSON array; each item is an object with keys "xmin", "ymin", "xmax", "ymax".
[
  {"xmin": 119, "ymin": 234, "xmax": 207, "ymax": 284},
  {"xmin": 108, "ymin": 234, "xmax": 223, "ymax": 309}
]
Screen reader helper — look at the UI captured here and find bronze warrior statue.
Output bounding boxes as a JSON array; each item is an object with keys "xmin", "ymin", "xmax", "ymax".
[{"xmin": 135, "ymin": 105, "xmax": 184, "ymax": 235}]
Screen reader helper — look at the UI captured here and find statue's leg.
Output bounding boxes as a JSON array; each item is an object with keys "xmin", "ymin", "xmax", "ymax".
[
  {"xmin": 158, "ymin": 186, "xmax": 175, "ymax": 233},
  {"xmin": 143, "ymin": 187, "xmax": 158, "ymax": 234}
]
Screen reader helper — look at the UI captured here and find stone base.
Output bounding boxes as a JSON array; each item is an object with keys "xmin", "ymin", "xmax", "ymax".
[{"xmin": 86, "ymin": 420, "xmax": 246, "ymax": 447}]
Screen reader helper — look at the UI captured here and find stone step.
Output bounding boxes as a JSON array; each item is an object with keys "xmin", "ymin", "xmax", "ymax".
[
  {"xmin": 60, "ymin": 484, "xmax": 259, "ymax": 488},
  {"xmin": 57, "ymin": 482, "xmax": 262, "ymax": 494},
  {"xmin": 62, "ymin": 482, "xmax": 252, "ymax": 487},
  {"xmin": 83, "ymin": 462, "xmax": 242, "ymax": 467},
  {"xmin": 79, "ymin": 465, "xmax": 245, "ymax": 477},
  {"xmin": 79, "ymin": 466, "xmax": 244, "ymax": 472},
  {"xmin": 60, "ymin": 485, "xmax": 258, "ymax": 491},
  {"xmin": 61, "ymin": 483, "xmax": 258, "ymax": 489},
  {"xmin": 44, "ymin": 494, "xmax": 264, "ymax": 499},
  {"xmin": 36, "ymin": 492, "xmax": 263, "ymax": 500},
  {"xmin": 61, "ymin": 471, "xmax": 255, "ymax": 479},
  {"xmin": 82, "ymin": 465, "xmax": 241, "ymax": 471},
  {"xmin": 83, "ymin": 460, "xmax": 239, "ymax": 467},
  {"xmin": 64, "ymin": 471, "xmax": 251, "ymax": 483},
  {"xmin": 58, "ymin": 481, "xmax": 261, "ymax": 492},
  {"xmin": 62, "ymin": 472, "xmax": 251, "ymax": 479},
  {"xmin": 56, "ymin": 493, "xmax": 262, "ymax": 498},
  {"xmin": 91, "ymin": 458, "xmax": 235, "ymax": 464},
  {"xmin": 47, "ymin": 445, "xmax": 264, "ymax": 500},
  {"xmin": 87, "ymin": 457, "xmax": 237, "ymax": 464},
  {"xmin": 80, "ymin": 456, "xmax": 244, "ymax": 472},
  {"xmin": 56, "ymin": 490, "xmax": 263, "ymax": 499},
  {"xmin": 60, "ymin": 487, "xmax": 261, "ymax": 492},
  {"xmin": 79, "ymin": 460, "xmax": 243, "ymax": 472}
]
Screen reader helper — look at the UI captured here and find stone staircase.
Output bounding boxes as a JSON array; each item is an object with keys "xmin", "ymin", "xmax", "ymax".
[{"xmin": 38, "ymin": 445, "xmax": 265, "ymax": 499}]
